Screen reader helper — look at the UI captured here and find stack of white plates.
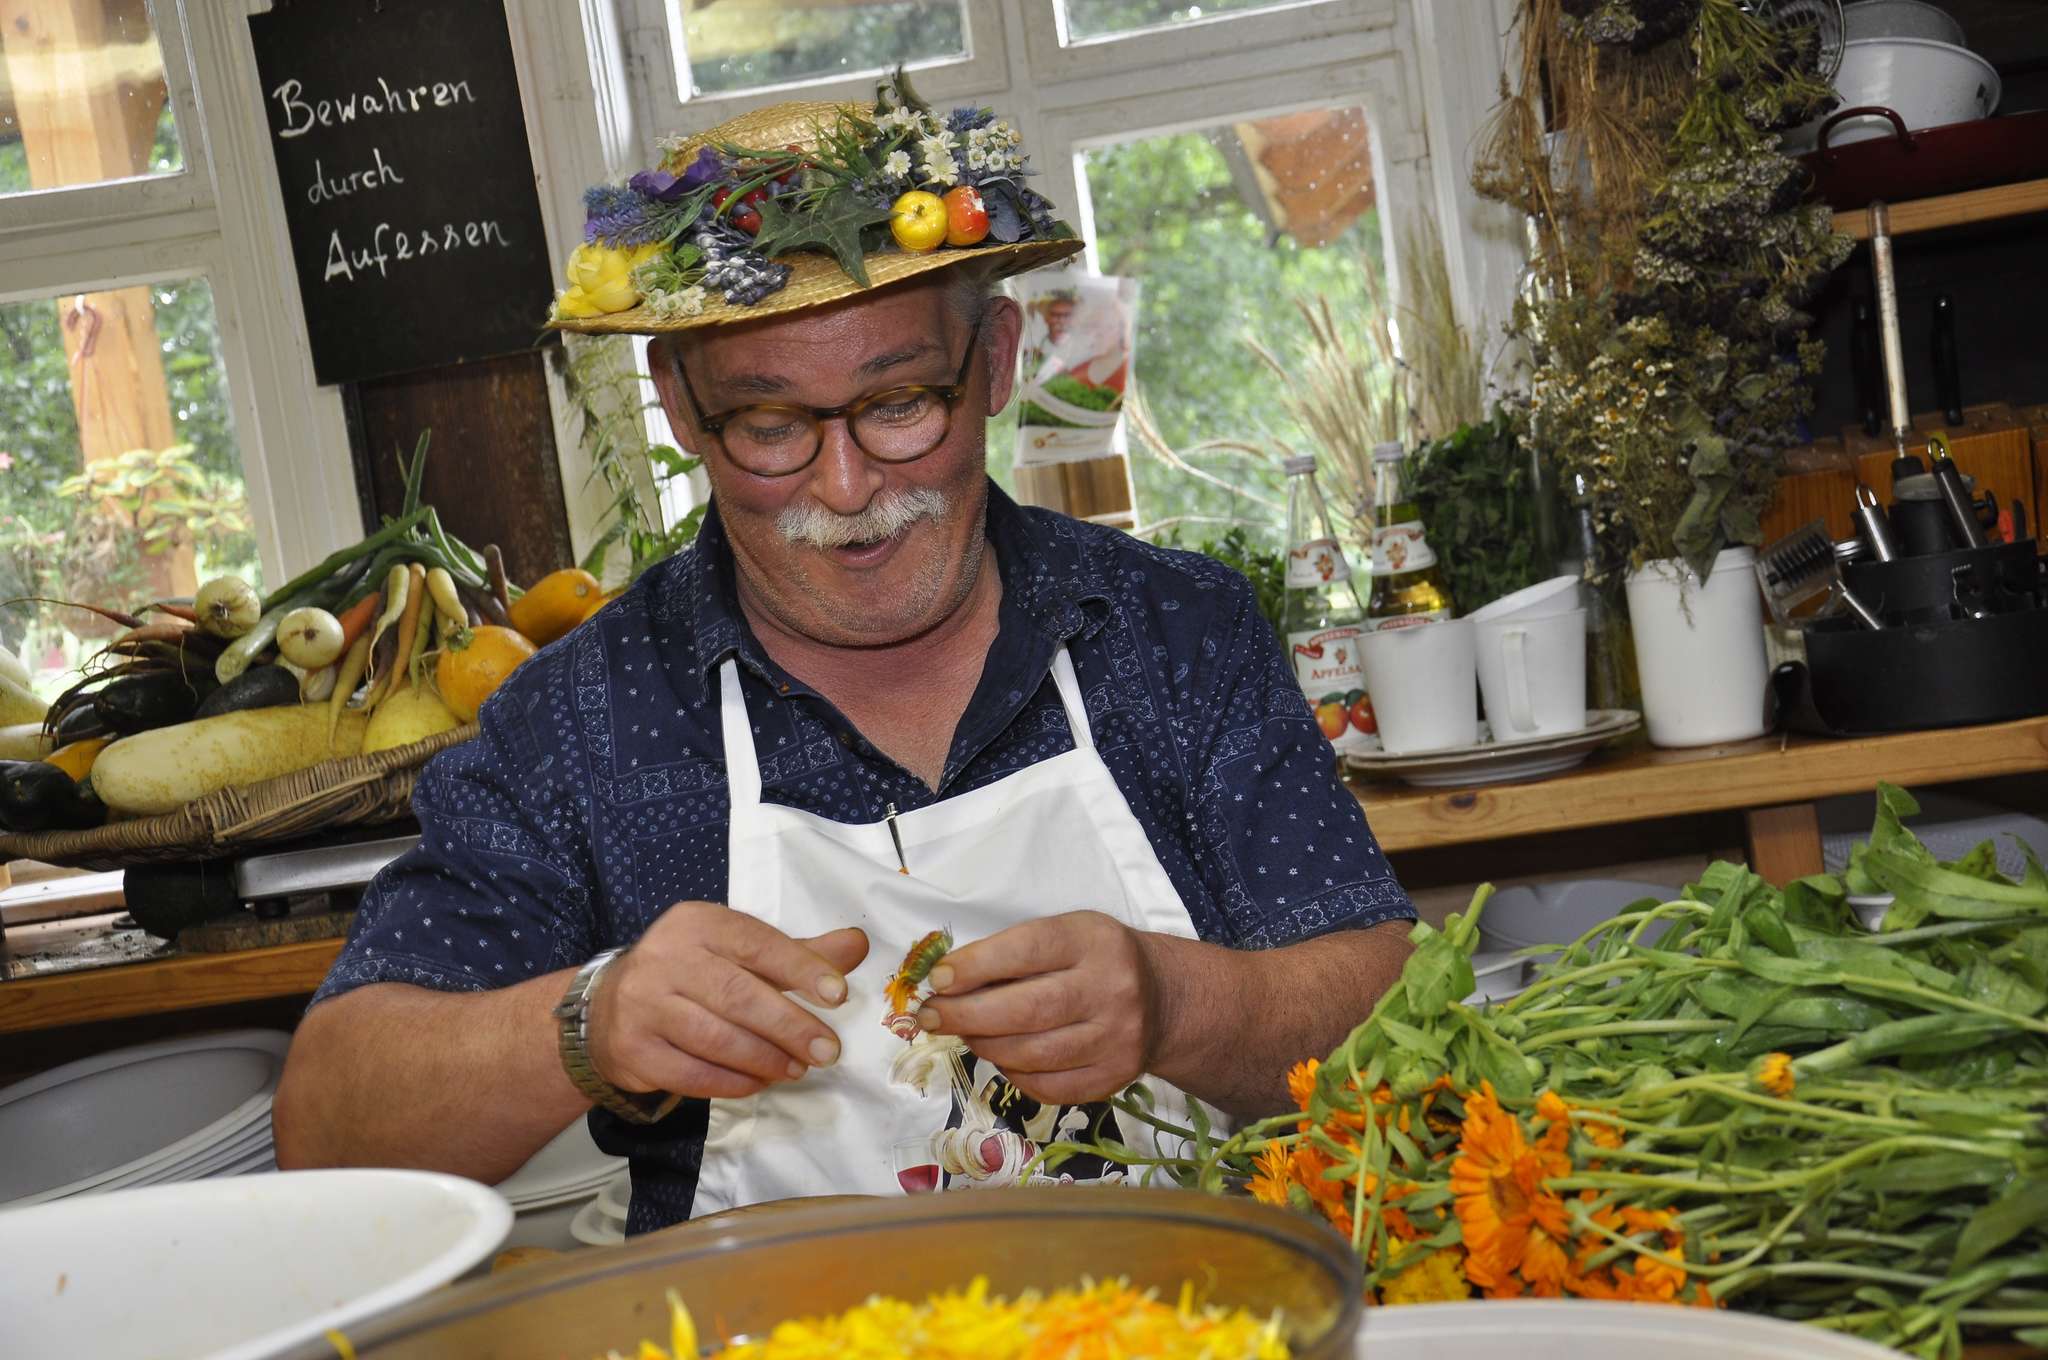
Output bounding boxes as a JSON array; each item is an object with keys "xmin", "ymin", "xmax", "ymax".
[
  {"xmin": 570, "ymin": 1169, "xmax": 630, "ymax": 1247},
  {"xmin": 494, "ymin": 1117, "xmax": 626, "ymax": 1251},
  {"xmin": 0, "ymin": 1029, "xmax": 289, "ymax": 1211}
]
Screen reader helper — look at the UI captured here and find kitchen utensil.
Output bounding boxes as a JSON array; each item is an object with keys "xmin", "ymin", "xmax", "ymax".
[
  {"xmin": 1843, "ymin": 537, "xmax": 2041, "ymax": 622},
  {"xmin": 1951, "ymin": 563, "xmax": 1994, "ymax": 620},
  {"xmin": 1341, "ymin": 710, "xmax": 1641, "ymax": 789},
  {"xmin": 1852, "ymin": 482, "xmax": 1898, "ymax": 561},
  {"xmin": 1889, "ymin": 476, "xmax": 1958, "ymax": 555},
  {"xmin": 1357, "ymin": 619, "xmax": 1478, "ymax": 755},
  {"xmin": 1475, "ymin": 609, "xmax": 1587, "ymax": 741},
  {"xmin": 1852, "ymin": 298, "xmax": 1883, "ymax": 434},
  {"xmin": 1867, "ymin": 201, "xmax": 1914, "ymax": 463},
  {"xmin": 266, "ymin": 1192, "xmax": 1363, "ymax": 1360},
  {"xmin": 1, "ymin": 1170, "xmax": 511, "ymax": 1360},
  {"xmin": 1354, "ymin": 1298, "xmax": 1912, "ymax": 1360},
  {"xmin": 1928, "ymin": 434, "xmax": 1990, "ymax": 549},
  {"xmin": 1784, "ymin": 39, "xmax": 2002, "ymax": 150},
  {"xmin": 1842, "ymin": 0, "xmax": 1963, "ymax": 44},
  {"xmin": 1931, "ymin": 294, "xmax": 1962, "ymax": 425},
  {"xmin": 1757, "ymin": 519, "xmax": 1883, "ymax": 630},
  {"xmin": 1469, "ymin": 574, "xmax": 1581, "ymax": 622},
  {"xmin": 1776, "ymin": 604, "xmax": 2048, "ymax": 734},
  {"xmin": 1799, "ymin": 108, "xmax": 2048, "ymax": 211}
]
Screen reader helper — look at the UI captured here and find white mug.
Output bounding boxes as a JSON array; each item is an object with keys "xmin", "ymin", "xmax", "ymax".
[
  {"xmin": 1358, "ymin": 618, "xmax": 1478, "ymax": 754},
  {"xmin": 1469, "ymin": 574, "xmax": 1582, "ymax": 623},
  {"xmin": 1476, "ymin": 608, "xmax": 1588, "ymax": 740}
]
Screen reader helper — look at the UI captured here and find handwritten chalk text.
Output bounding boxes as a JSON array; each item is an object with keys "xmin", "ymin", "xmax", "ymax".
[
  {"xmin": 306, "ymin": 147, "xmax": 405, "ymax": 205},
  {"xmin": 323, "ymin": 220, "xmax": 511, "ymax": 283},
  {"xmin": 272, "ymin": 76, "xmax": 476, "ymax": 139}
]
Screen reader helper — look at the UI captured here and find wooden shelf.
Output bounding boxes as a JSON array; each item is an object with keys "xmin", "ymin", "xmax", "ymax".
[
  {"xmin": 1354, "ymin": 715, "xmax": 2048, "ymax": 853},
  {"xmin": 1833, "ymin": 177, "xmax": 2048, "ymax": 239},
  {"xmin": 0, "ymin": 937, "xmax": 341, "ymax": 1036}
]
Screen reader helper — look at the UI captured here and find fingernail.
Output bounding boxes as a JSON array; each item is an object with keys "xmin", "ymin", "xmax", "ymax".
[
  {"xmin": 786, "ymin": 1060, "xmax": 805, "ymax": 1080},
  {"xmin": 927, "ymin": 965, "xmax": 954, "ymax": 992},
  {"xmin": 817, "ymin": 975, "xmax": 846, "ymax": 1006},
  {"xmin": 809, "ymin": 1036, "xmax": 839, "ymax": 1067},
  {"xmin": 916, "ymin": 1007, "xmax": 940, "ymax": 1031}
]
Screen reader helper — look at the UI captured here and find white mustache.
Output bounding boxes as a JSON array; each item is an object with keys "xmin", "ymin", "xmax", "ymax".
[{"xmin": 776, "ymin": 489, "xmax": 949, "ymax": 549}]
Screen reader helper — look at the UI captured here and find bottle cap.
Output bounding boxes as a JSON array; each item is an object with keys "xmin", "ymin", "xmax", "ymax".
[
  {"xmin": 1281, "ymin": 455, "xmax": 1317, "ymax": 476},
  {"xmin": 1371, "ymin": 441, "xmax": 1405, "ymax": 464}
]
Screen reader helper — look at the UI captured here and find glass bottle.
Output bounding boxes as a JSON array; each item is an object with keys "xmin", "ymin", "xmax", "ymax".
[
  {"xmin": 1366, "ymin": 441, "xmax": 1454, "ymax": 629},
  {"xmin": 1281, "ymin": 454, "xmax": 1376, "ymax": 754}
]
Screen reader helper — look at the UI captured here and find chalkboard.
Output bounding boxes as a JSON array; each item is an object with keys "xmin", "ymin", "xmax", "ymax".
[{"xmin": 248, "ymin": 0, "xmax": 555, "ymax": 386}]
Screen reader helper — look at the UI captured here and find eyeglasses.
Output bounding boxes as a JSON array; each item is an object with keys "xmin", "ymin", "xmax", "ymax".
[{"xmin": 676, "ymin": 324, "xmax": 983, "ymax": 479}]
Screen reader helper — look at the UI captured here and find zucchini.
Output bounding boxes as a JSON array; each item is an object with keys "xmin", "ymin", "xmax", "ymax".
[
  {"xmin": 92, "ymin": 669, "xmax": 215, "ymax": 736},
  {"xmin": 93, "ymin": 705, "xmax": 370, "ymax": 815},
  {"xmin": 0, "ymin": 759, "xmax": 107, "ymax": 833},
  {"xmin": 194, "ymin": 665, "xmax": 302, "ymax": 720}
]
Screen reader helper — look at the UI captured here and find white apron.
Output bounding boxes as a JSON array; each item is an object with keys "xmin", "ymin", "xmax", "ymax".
[{"xmin": 692, "ymin": 649, "xmax": 1207, "ymax": 1213}]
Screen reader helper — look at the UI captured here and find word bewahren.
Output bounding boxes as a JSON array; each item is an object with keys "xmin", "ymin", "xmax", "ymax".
[{"xmin": 270, "ymin": 76, "xmax": 477, "ymax": 138}]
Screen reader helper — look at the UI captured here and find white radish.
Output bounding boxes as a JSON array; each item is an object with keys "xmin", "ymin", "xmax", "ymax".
[{"xmin": 276, "ymin": 606, "xmax": 345, "ymax": 670}]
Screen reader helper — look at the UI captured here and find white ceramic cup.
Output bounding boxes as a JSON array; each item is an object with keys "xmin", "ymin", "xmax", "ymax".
[
  {"xmin": 1469, "ymin": 574, "xmax": 1582, "ymax": 623},
  {"xmin": 1357, "ymin": 619, "xmax": 1478, "ymax": 754},
  {"xmin": 1476, "ymin": 608, "xmax": 1588, "ymax": 740},
  {"xmin": 1624, "ymin": 546, "xmax": 1769, "ymax": 747}
]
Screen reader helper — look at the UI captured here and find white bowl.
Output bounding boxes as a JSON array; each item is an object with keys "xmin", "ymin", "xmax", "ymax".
[
  {"xmin": 1843, "ymin": 0, "xmax": 1964, "ymax": 45},
  {"xmin": 1356, "ymin": 1299, "xmax": 1906, "ymax": 1358},
  {"xmin": 0, "ymin": 1169, "xmax": 510, "ymax": 1360},
  {"xmin": 1468, "ymin": 575, "xmax": 1581, "ymax": 623},
  {"xmin": 1789, "ymin": 37, "xmax": 2001, "ymax": 150}
]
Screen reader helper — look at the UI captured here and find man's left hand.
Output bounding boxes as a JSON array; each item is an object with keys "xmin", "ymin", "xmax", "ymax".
[{"xmin": 916, "ymin": 910, "xmax": 1161, "ymax": 1107}]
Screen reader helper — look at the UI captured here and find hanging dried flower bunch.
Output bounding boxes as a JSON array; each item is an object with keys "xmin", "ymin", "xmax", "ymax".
[{"xmin": 1476, "ymin": 0, "xmax": 1853, "ymax": 577}]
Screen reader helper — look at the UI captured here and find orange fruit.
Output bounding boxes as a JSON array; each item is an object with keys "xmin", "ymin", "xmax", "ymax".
[
  {"xmin": 435, "ymin": 625, "xmax": 537, "ymax": 722},
  {"xmin": 508, "ymin": 568, "xmax": 601, "ymax": 647},
  {"xmin": 44, "ymin": 736, "xmax": 113, "ymax": 782},
  {"xmin": 578, "ymin": 586, "xmax": 625, "ymax": 624}
]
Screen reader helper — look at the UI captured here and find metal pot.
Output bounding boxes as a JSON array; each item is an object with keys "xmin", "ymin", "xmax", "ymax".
[
  {"xmin": 1842, "ymin": 0, "xmax": 1965, "ymax": 45},
  {"xmin": 1786, "ymin": 37, "xmax": 2002, "ymax": 151}
]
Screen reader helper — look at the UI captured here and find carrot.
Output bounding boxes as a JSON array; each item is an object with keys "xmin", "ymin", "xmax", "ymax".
[
  {"xmin": 329, "ymin": 637, "xmax": 372, "ymax": 744},
  {"xmin": 144, "ymin": 602, "xmax": 200, "ymax": 624},
  {"xmin": 335, "ymin": 590, "xmax": 383, "ymax": 654},
  {"xmin": 483, "ymin": 545, "xmax": 511, "ymax": 617},
  {"xmin": 110, "ymin": 623, "xmax": 197, "ymax": 650},
  {"xmin": 369, "ymin": 563, "xmax": 428, "ymax": 713}
]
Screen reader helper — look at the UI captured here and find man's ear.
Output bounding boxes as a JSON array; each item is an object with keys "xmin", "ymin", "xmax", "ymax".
[
  {"xmin": 646, "ymin": 336, "xmax": 704, "ymax": 457},
  {"xmin": 981, "ymin": 295, "xmax": 1024, "ymax": 417}
]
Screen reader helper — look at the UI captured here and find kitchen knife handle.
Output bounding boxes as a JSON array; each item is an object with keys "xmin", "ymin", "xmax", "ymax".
[
  {"xmin": 1868, "ymin": 203, "xmax": 1913, "ymax": 454},
  {"xmin": 1932, "ymin": 294, "xmax": 1963, "ymax": 426}
]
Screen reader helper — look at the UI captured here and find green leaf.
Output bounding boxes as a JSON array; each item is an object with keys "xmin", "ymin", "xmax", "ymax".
[
  {"xmin": 1942, "ymin": 839, "xmax": 2004, "ymax": 883},
  {"xmin": 751, "ymin": 188, "xmax": 891, "ymax": 287},
  {"xmin": 1952, "ymin": 1177, "xmax": 2048, "ymax": 1274},
  {"xmin": 1404, "ymin": 925, "xmax": 1476, "ymax": 1019},
  {"xmin": 1957, "ymin": 958, "xmax": 2048, "ymax": 1017}
]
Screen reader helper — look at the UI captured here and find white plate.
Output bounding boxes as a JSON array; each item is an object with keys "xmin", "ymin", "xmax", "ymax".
[
  {"xmin": 131, "ymin": 1119, "xmax": 276, "ymax": 1187},
  {"xmin": 1355, "ymin": 1299, "xmax": 1905, "ymax": 1358},
  {"xmin": 570, "ymin": 1195, "xmax": 625, "ymax": 1248},
  {"xmin": 494, "ymin": 1115, "xmax": 625, "ymax": 1208},
  {"xmin": 596, "ymin": 1169, "xmax": 630, "ymax": 1218},
  {"xmin": 1344, "ymin": 711, "xmax": 1641, "ymax": 788},
  {"xmin": 508, "ymin": 1172, "xmax": 625, "ymax": 1212},
  {"xmin": 0, "ymin": 1169, "xmax": 510, "ymax": 1360},
  {"xmin": 0, "ymin": 1029, "xmax": 289, "ymax": 1206}
]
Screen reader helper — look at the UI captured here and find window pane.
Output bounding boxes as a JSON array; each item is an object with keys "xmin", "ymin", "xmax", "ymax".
[
  {"xmin": 1060, "ymin": 0, "xmax": 1299, "ymax": 43},
  {"xmin": 0, "ymin": 279, "xmax": 259, "ymax": 699},
  {"xmin": 0, "ymin": 0, "xmax": 184, "ymax": 196},
  {"xmin": 1078, "ymin": 106, "xmax": 1383, "ymax": 542},
  {"xmin": 672, "ymin": 0, "xmax": 967, "ymax": 100}
]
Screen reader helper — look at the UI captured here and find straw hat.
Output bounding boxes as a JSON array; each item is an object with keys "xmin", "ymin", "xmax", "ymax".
[{"xmin": 547, "ymin": 98, "xmax": 1084, "ymax": 335}]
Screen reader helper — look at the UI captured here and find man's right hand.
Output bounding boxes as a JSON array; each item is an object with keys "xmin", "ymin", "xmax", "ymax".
[{"xmin": 587, "ymin": 904, "xmax": 869, "ymax": 1101}]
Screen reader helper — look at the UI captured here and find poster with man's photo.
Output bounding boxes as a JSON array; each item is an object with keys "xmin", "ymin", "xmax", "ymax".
[{"xmin": 1008, "ymin": 273, "xmax": 1139, "ymax": 469}]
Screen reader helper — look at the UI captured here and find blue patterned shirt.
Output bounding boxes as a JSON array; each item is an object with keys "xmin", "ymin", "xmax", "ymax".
[{"xmin": 315, "ymin": 484, "xmax": 1411, "ymax": 1229}]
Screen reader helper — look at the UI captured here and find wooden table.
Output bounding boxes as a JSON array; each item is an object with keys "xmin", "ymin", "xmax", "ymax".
[{"xmin": 1353, "ymin": 715, "xmax": 2048, "ymax": 882}]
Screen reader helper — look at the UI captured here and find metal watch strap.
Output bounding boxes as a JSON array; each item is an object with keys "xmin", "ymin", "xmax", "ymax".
[{"xmin": 554, "ymin": 948, "xmax": 683, "ymax": 1125}]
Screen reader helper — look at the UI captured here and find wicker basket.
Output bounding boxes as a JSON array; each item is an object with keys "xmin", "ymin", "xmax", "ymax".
[{"xmin": 0, "ymin": 724, "xmax": 479, "ymax": 872}]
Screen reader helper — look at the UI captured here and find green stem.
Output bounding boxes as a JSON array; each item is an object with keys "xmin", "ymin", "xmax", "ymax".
[
  {"xmin": 1555, "ymin": 1134, "xmax": 2014, "ymax": 1196},
  {"xmin": 1523, "ymin": 1018, "xmax": 1724, "ymax": 1048},
  {"xmin": 262, "ymin": 507, "xmax": 426, "ymax": 611}
]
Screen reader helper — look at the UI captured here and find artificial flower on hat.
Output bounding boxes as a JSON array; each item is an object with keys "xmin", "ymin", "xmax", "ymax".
[{"xmin": 546, "ymin": 68, "xmax": 1081, "ymax": 334}]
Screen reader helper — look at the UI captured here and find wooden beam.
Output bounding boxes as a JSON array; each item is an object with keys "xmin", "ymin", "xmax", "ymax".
[
  {"xmin": 1833, "ymin": 178, "xmax": 2048, "ymax": 240},
  {"xmin": 1744, "ymin": 802, "xmax": 1826, "ymax": 886},
  {"xmin": 0, "ymin": 937, "xmax": 343, "ymax": 1035}
]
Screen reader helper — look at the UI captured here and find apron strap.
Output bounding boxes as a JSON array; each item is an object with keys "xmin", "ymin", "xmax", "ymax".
[
  {"xmin": 717, "ymin": 658, "xmax": 764, "ymax": 808},
  {"xmin": 1049, "ymin": 648, "xmax": 1095, "ymax": 751}
]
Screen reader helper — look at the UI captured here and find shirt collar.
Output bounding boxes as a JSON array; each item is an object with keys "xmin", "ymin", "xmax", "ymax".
[{"xmin": 656, "ymin": 480, "xmax": 1113, "ymax": 695}]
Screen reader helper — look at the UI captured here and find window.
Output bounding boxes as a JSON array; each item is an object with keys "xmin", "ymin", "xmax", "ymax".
[
  {"xmin": 1057, "ymin": 0, "xmax": 1306, "ymax": 43},
  {"xmin": 0, "ymin": 0, "xmax": 360, "ymax": 697},
  {"xmin": 668, "ymin": 0, "xmax": 970, "ymax": 100}
]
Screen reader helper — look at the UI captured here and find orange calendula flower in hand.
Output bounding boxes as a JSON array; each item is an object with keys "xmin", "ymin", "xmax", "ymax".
[
  {"xmin": 1756, "ymin": 1051, "xmax": 1796, "ymax": 1099},
  {"xmin": 882, "ymin": 929, "xmax": 953, "ymax": 1019}
]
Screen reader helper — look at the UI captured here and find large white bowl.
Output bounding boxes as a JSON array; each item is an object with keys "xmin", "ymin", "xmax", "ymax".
[
  {"xmin": 1356, "ymin": 1300, "xmax": 1906, "ymax": 1358},
  {"xmin": 1843, "ymin": 0, "xmax": 1965, "ymax": 45},
  {"xmin": 0, "ymin": 1169, "xmax": 511, "ymax": 1360},
  {"xmin": 1788, "ymin": 37, "xmax": 2001, "ymax": 150}
]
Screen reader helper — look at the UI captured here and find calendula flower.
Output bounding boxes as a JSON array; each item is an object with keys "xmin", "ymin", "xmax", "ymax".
[
  {"xmin": 553, "ymin": 240, "xmax": 662, "ymax": 317},
  {"xmin": 882, "ymin": 149, "xmax": 912, "ymax": 180},
  {"xmin": 1247, "ymin": 1144, "xmax": 1293, "ymax": 1208},
  {"xmin": 1286, "ymin": 1059, "xmax": 1320, "ymax": 1112},
  {"xmin": 1452, "ymin": 1084, "xmax": 1573, "ymax": 1294},
  {"xmin": 1380, "ymin": 1246, "xmax": 1472, "ymax": 1306},
  {"xmin": 1757, "ymin": 1052, "xmax": 1795, "ymax": 1099}
]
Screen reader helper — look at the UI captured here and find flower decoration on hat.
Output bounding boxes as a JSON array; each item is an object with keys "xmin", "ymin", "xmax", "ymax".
[{"xmin": 548, "ymin": 69, "xmax": 1075, "ymax": 329}]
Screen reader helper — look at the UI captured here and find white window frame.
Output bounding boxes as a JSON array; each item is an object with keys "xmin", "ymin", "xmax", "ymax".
[
  {"xmin": 1021, "ymin": 0, "xmax": 1395, "ymax": 83},
  {"xmin": 0, "ymin": 0, "xmax": 365, "ymax": 589}
]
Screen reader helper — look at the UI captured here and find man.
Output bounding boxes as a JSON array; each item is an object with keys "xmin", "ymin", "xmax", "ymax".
[{"xmin": 274, "ymin": 82, "xmax": 1413, "ymax": 1232}]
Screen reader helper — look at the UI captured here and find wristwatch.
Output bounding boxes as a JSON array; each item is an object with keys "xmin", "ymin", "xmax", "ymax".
[{"xmin": 553, "ymin": 947, "xmax": 683, "ymax": 1125}]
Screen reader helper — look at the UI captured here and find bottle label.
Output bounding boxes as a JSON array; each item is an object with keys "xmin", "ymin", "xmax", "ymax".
[
  {"xmin": 1372, "ymin": 519, "xmax": 1437, "ymax": 574},
  {"xmin": 1287, "ymin": 624, "xmax": 1377, "ymax": 754},
  {"xmin": 1366, "ymin": 608, "xmax": 1451, "ymax": 633},
  {"xmin": 1285, "ymin": 538, "xmax": 1352, "ymax": 588}
]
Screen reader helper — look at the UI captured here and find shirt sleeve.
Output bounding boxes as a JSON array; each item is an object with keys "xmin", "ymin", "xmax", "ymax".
[
  {"xmin": 312, "ymin": 657, "xmax": 600, "ymax": 1005},
  {"xmin": 1188, "ymin": 575, "xmax": 1414, "ymax": 949}
]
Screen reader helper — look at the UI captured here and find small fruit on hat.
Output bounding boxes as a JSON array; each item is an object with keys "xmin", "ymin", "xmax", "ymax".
[
  {"xmin": 890, "ymin": 191, "xmax": 948, "ymax": 252},
  {"xmin": 942, "ymin": 185, "xmax": 990, "ymax": 246}
]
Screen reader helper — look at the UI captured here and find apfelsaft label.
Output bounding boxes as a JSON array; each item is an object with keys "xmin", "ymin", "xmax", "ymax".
[
  {"xmin": 1372, "ymin": 520, "xmax": 1437, "ymax": 574},
  {"xmin": 1366, "ymin": 608, "xmax": 1450, "ymax": 632},
  {"xmin": 1286, "ymin": 538, "xmax": 1352, "ymax": 588},
  {"xmin": 1288, "ymin": 624, "xmax": 1377, "ymax": 754}
]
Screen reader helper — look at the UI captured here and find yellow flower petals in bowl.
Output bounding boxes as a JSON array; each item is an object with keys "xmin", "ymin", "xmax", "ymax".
[{"xmin": 554, "ymin": 241, "xmax": 663, "ymax": 318}]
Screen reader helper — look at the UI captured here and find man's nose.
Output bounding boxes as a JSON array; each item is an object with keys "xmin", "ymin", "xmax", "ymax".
[{"xmin": 807, "ymin": 416, "xmax": 884, "ymax": 513}]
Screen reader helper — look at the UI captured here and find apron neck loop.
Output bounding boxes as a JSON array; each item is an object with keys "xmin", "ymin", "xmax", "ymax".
[
  {"xmin": 1050, "ymin": 647, "xmax": 1095, "ymax": 751},
  {"xmin": 717, "ymin": 658, "xmax": 765, "ymax": 808}
]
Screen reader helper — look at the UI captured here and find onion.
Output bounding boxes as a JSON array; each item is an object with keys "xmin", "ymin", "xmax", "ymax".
[
  {"xmin": 276, "ymin": 606, "xmax": 345, "ymax": 670},
  {"xmin": 194, "ymin": 575, "xmax": 262, "ymax": 639}
]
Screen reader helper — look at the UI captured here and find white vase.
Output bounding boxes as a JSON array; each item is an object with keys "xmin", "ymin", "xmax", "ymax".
[{"xmin": 1624, "ymin": 546, "xmax": 1770, "ymax": 747}]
